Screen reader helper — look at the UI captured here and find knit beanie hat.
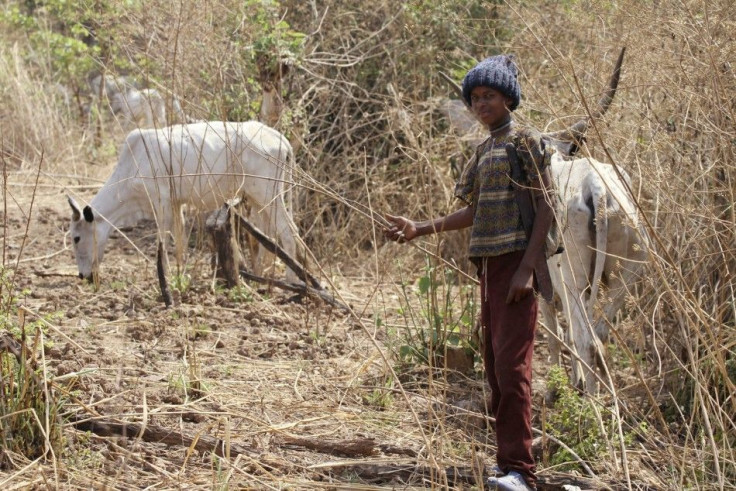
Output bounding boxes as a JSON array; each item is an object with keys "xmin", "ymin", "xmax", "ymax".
[{"xmin": 461, "ymin": 55, "xmax": 521, "ymax": 111}]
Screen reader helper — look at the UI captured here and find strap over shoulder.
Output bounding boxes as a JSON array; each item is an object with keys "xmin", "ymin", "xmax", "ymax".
[{"xmin": 513, "ymin": 126, "xmax": 547, "ymax": 179}]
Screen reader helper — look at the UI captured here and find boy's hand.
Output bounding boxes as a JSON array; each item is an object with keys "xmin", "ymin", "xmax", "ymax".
[
  {"xmin": 383, "ymin": 214, "xmax": 418, "ymax": 243},
  {"xmin": 506, "ymin": 263, "xmax": 535, "ymax": 303}
]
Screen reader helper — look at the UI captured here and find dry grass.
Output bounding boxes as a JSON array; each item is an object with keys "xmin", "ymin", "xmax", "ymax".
[{"xmin": 1, "ymin": 0, "xmax": 734, "ymax": 489}]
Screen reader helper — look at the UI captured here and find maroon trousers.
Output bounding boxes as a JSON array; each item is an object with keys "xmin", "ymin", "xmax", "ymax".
[{"xmin": 479, "ymin": 250, "xmax": 537, "ymax": 488}]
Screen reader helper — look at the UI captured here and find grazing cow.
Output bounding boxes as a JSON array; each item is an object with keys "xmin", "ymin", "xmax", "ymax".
[
  {"xmin": 68, "ymin": 121, "xmax": 301, "ymax": 284},
  {"xmin": 111, "ymin": 88, "xmax": 187, "ymax": 128},
  {"xmin": 540, "ymin": 153, "xmax": 650, "ymax": 393},
  {"xmin": 441, "ymin": 48, "xmax": 651, "ymax": 394}
]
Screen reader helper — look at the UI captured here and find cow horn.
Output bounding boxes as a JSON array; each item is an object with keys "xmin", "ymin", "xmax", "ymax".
[{"xmin": 546, "ymin": 47, "xmax": 626, "ymax": 148}]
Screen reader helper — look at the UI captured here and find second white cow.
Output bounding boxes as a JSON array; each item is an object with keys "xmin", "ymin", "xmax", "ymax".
[
  {"xmin": 541, "ymin": 153, "xmax": 650, "ymax": 394},
  {"xmin": 111, "ymin": 88, "xmax": 187, "ymax": 128},
  {"xmin": 68, "ymin": 120, "xmax": 301, "ymax": 283}
]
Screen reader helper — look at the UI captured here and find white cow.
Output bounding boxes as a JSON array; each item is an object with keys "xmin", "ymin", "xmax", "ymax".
[
  {"xmin": 111, "ymin": 88, "xmax": 187, "ymax": 128},
  {"xmin": 68, "ymin": 120, "xmax": 301, "ymax": 283},
  {"xmin": 541, "ymin": 152, "xmax": 650, "ymax": 393}
]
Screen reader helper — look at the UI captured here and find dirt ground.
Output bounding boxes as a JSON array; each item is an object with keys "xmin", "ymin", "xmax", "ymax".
[{"xmin": 2, "ymin": 169, "xmax": 605, "ymax": 490}]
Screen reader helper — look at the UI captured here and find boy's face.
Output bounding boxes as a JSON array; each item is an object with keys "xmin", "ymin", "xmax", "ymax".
[{"xmin": 470, "ymin": 86, "xmax": 512, "ymax": 129}]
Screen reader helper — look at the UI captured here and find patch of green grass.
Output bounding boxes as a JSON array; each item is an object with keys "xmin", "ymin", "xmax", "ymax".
[
  {"xmin": 361, "ymin": 375, "xmax": 395, "ymax": 410},
  {"xmin": 189, "ymin": 323, "xmax": 211, "ymax": 340},
  {"xmin": 108, "ymin": 280, "xmax": 127, "ymax": 292}
]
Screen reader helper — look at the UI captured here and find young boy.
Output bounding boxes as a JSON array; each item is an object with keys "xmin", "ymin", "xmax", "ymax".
[{"xmin": 384, "ymin": 55, "xmax": 554, "ymax": 491}]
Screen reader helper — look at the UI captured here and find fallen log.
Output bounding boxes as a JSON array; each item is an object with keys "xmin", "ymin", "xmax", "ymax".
[
  {"xmin": 69, "ymin": 415, "xmax": 257, "ymax": 459},
  {"xmin": 205, "ymin": 200, "xmax": 320, "ymax": 290},
  {"xmin": 204, "ymin": 200, "xmax": 348, "ymax": 310},
  {"xmin": 239, "ymin": 269, "xmax": 350, "ymax": 312},
  {"xmin": 281, "ymin": 435, "xmax": 378, "ymax": 458},
  {"xmin": 320, "ymin": 462, "xmax": 483, "ymax": 487},
  {"xmin": 278, "ymin": 435, "xmax": 417, "ymax": 458},
  {"xmin": 68, "ymin": 413, "xmax": 615, "ymax": 489}
]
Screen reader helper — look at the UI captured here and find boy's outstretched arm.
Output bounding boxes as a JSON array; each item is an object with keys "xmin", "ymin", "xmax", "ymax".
[{"xmin": 384, "ymin": 206, "xmax": 474, "ymax": 243}]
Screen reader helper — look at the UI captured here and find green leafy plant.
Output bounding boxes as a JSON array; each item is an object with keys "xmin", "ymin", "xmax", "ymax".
[
  {"xmin": 189, "ymin": 323, "xmax": 211, "ymax": 340},
  {"xmin": 1, "ymin": 1, "xmax": 141, "ymax": 85},
  {"xmin": 250, "ymin": 11, "xmax": 305, "ymax": 74},
  {"xmin": 171, "ymin": 272, "xmax": 192, "ymax": 294},
  {"xmin": 226, "ymin": 284, "xmax": 253, "ymax": 303},
  {"xmin": 167, "ymin": 356, "xmax": 208, "ymax": 401},
  {"xmin": 544, "ymin": 366, "xmax": 605, "ymax": 468},
  {"xmin": 394, "ymin": 257, "xmax": 477, "ymax": 368},
  {"xmin": 200, "ymin": 0, "xmax": 306, "ymax": 122},
  {"xmin": 0, "ymin": 335, "xmax": 65, "ymax": 468}
]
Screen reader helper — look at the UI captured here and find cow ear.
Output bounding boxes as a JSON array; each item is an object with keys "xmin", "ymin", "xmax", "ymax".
[
  {"xmin": 68, "ymin": 195, "xmax": 81, "ymax": 221},
  {"xmin": 83, "ymin": 205, "xmax": 94, "ymax": 223}
]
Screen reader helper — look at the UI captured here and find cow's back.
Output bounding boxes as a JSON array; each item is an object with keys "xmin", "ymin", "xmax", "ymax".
[
  {"xmin": 551, "ymin": 154, "xmax": 636, "ymax": 218},
  {"xmin": 122, "ymin": 121, "xmax": 292, "ymax": 212}
]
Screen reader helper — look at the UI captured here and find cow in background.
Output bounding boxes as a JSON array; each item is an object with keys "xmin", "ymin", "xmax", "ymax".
[
  {"xmin": 111, "ymin": 88, "xmax": 188, "ymax": 128},
  {"xmin": 86, "ymin": 73, "xmax": 190, "ymax": 128}
]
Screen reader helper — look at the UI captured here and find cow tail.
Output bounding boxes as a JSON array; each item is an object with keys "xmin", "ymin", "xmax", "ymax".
[
  {"xmin": 589, "ymin": 177, "xmax": 608, "ymax": 317},
  {"xmin": 284, "ymin": 140, "xmax": 305, "ymax": 267},
  {"xmin": 286, "ymin": 143, "xmax": 295, "ymax": 219}
]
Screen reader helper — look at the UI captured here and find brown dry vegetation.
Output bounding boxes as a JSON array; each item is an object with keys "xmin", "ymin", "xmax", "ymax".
[{"xmin": 1, "ymin": 0, "xmax": 735, "ymax": 489}]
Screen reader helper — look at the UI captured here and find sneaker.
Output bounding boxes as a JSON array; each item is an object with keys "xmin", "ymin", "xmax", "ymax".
[{"xmin": 486, "ymin": 470, "xmax": 534, "ymax": 491}]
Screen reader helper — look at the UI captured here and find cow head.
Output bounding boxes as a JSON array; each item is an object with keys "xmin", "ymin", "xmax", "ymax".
[{"xmin": 68, "ymin": 196, "xmax": 105, "ymax": 282}]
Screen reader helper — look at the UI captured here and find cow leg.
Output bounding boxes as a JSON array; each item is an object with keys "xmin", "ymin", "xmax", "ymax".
[
  {"xmin": 558, "ymin": 199, "xmax": 599, "ymax": 393},
  {"xmin": 155, "ymin": 203, "xmax": 177, "ymax": 276},
  {"xmin": 245, "ymin": 203, "xmax": 289, "ymax": 281},
  {"xmin": 246, "ymin": 205, "xmax": 266, "ymax": 277},
  {"xmin": 599, "ymin": 216, "xmax": 648, "ymax": 340},
  {"xmin": 562, "ymin": 286, "xmax": 599, "ymax": 393},
  {"xmin": 142, "ymin": 101, "xmax": 154, "ymax": 127},
  {"xmin": 153, "ymin": 99, "xmax": 166, "ymax": 127},
  {"xmin": 590, "ymin": 243, "xmax": 644, "ymax": 388},
  {"xmin": 268, "ymin": 196, "xmax": 300, "ymax": 283},
  {"xmin": 170, "ymin": 206, "xmax": 188, "ymax": 269}
]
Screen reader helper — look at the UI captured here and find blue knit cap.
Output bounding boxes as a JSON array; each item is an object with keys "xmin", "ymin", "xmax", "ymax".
[{"xmin": 461, "ymin": 55, "xmax": 521, "ymax": 111}]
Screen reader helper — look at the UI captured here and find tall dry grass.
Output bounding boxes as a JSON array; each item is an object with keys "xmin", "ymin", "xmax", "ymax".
[
  {"xmin": 0, "ymin": 46, "xmax": 89, "ymax": 176},
  {"xmin": 0, "ymin": 0, "xmax": 734, "ymax": 488}
]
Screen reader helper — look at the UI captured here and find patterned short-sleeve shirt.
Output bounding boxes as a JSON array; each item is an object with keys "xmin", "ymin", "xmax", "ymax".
[{"xmin": 454, "ymin": 123, "xmax": 550, "ymax": 262}]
